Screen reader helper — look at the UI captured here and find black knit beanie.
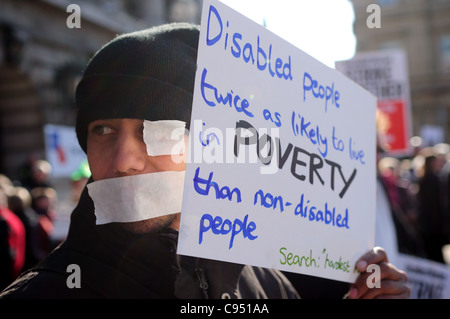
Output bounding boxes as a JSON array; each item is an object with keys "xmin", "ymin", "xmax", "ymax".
[{"xmin": 75, "ymin": 23, "xmax": 200, "ymax": 152}]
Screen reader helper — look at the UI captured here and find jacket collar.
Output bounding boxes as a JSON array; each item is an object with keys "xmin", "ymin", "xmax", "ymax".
[
  {"xmin": 64, "ymin": 183, "xmax": 245, "ymax": 298},
  {"xmin": 176, "ymin": 256, "xmax": 245, "ymax": 299}
]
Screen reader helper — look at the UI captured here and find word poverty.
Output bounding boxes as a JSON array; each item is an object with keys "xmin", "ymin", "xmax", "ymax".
[{"xmin": 234, "ymin": 120, "xmax": 357, "ymax": 198}]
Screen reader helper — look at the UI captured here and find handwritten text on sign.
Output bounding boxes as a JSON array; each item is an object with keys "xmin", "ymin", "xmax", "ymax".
[{"xmin": 178, "ymin": 0, "xmax": 377, "ymax": 283}]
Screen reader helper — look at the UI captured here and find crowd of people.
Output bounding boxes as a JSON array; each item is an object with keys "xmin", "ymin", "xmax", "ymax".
[
  {"xmin": 0, "ymin": 157, "xmax": 58, "ymax": 290},
  {"xmin": 0, "ymin": 153, "xmax": 93, "ymax": 291},
  {"xmin": 377, "ymin": 141, "xmax": 450, "ymax": 264}
]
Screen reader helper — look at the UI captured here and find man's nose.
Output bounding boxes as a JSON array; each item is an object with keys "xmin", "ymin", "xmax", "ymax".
[{"xmin": 112, "ymin": 132, "xmax": 147, "ymax": 175}]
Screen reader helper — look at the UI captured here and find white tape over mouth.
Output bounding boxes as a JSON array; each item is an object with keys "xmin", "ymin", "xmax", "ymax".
[
  {"xmin": 143, "ymin": 120, "xmax": 186, "ymax": 156},
  {"xmin": 87, "ymin": 171, "xmax": 185, "ymax": 225}
]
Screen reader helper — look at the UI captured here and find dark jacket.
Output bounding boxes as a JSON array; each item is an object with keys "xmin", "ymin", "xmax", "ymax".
[{"xmin": 0, "ymin": 185, "xmax": 299, "ymax": 299}]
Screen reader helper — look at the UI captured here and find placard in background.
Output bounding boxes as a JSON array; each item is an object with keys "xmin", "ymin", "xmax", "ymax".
[{"xmin": 336, "ymin": 50, "xmax": 412, "ymax": 156}]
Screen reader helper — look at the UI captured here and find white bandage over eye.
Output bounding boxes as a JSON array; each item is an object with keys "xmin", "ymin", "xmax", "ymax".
[
  {"xmin": 87, "ymin": 171, "xmax": 185, "ymax": 225},
  {"xmin": 143, "ymin": 120, "xmax": 186, "ymax": 156}
]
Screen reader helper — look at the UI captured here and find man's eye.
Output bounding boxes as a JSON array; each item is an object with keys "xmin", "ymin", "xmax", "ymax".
[{"xmin": 92, "ymin": 125, "xmax": 114, "ymax": 136}]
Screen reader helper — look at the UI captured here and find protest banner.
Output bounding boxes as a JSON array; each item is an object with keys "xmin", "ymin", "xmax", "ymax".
[
  {"xmin": 178, "ymin": 0, "xmax": 377, "ymax": 283},
  {"xmin": 396, "ymin": 253, "xmax": 450, "ymax": 299},
  {"xmin": 335, "ymin": 50, "xmax": 412, "ymax": 156},
  {"xmin": 44, "ymin": 124, "xmax": 87, "ymax": 178}
]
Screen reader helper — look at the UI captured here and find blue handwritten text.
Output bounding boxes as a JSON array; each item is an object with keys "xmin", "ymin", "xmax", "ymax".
[
  {"xmin": 193, "ymin": 167, "xmax": 242, "ymax": 202},
  {"xmin": 199, "ymin": 213, "xmax": 258, "ymax": 249},
  {"xmin": 206, "ymin": 5, "xmax": 292, "ymax": 81},
  {"xmin": 303, "ymin": 72, "xmax": 340, "ymax": 112},
  {"xmin": 201, "ymin": 68, "xmax": 254, "ymax": 118}
]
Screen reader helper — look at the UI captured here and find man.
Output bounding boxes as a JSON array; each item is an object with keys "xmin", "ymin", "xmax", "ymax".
[{"xmin": 0, "ymin": 23, "xmax": 409, "ymax": 299}]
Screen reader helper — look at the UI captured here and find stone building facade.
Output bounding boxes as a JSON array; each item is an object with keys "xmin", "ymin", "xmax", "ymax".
[
  {"xmin": 350, "ymin": 0, "xmax": 450, "ymax": 145},
  {"xmin": 0, "ymin": 0, "xmax": 202, "ymax": 179}
]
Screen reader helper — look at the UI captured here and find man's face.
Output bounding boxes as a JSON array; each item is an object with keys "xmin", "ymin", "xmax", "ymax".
[{"xmin": 86, "ymin": 118, "xmax": 187, "ymax": 233}]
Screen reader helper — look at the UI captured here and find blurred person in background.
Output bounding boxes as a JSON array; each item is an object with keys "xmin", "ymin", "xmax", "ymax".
[
  {"xmin": 31, "ymin": 187, "xmax": 58, "ymax": 222},
  {"xmin": 0, "ymin": 186, "xmax": 26, "ymax": 290},
  {"xmin": 435, "ymin": 144, "xmax": 450, "ymax": 247},
  {"xmin": 20, "ymin": 159, "xmax": 53, "ymax": 192},
  {"xmin": 417, "ymin": 150, "xmax": 446, "ymax": 263},
  {"xmin": 8, "ymin": 186, "xmax": 53, "ymax": 269},
  {"xmin": 17, "ymin": 153, "xmax": 40, "ymax": 189},
  {"xmin": 377, "ymin": 156, "xmax": 425, "ymax": 258}
]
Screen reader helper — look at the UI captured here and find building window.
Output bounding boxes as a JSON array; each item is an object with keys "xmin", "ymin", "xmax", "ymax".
[
  {"xmin": 439, "ymin": 35, "xmax": 450, "ymax": 73},
  {"xmin": 168, "ymin": 0, "xmax": 199, "ymax": 23},
  {"xmin": 380, "ymin": 40, "xmax": 403, "ymax": 51},
  {"xmin": 377, "ymin": 0, "xmax": 398, "ymax": 6}
]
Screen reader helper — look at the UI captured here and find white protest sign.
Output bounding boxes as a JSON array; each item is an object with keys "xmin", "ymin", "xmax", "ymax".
[
  {"xmin": 178, "ymin": 0, "xmax": 377, "ymax": 283},
  {"xmin": 396, "ymin": 253, "xmax": 450, "ymax": 299},
  {"xmin": 336, "ymin": 50, "xmax": 412, "ymax": 156}
]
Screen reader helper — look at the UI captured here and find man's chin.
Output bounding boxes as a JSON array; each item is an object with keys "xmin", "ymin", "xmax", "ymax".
[{"xmin": 119, "ymin": 214, "xmax": 178, "ymax": 234}]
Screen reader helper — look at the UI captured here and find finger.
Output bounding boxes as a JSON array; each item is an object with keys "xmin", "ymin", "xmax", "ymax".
[
  {"xmin": 355, "ymin": 247, "xmax": 388, "ymax": 272},
  {"xmin": 362, "ymin": 261, "xmax": 408, "ymax": 282},
  {"xmin": 349, "ymin": 262, "xmax": 408, "ymax": 298},
  {"xmin": 385, "ymin": 265, "xmax": 408, "ymax": 282},
  {"xmin": 358, "ymin": 278, "xmax": 411, "ymax": 299},
  {"xmin": 349, "ymin": 261, "xmax": 390, "ymax": 298}
]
